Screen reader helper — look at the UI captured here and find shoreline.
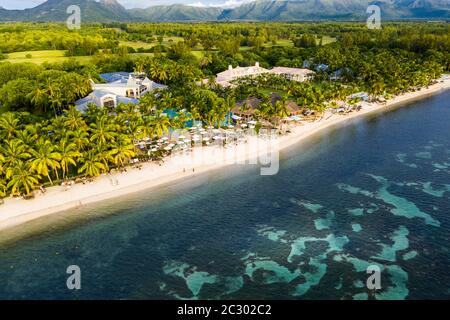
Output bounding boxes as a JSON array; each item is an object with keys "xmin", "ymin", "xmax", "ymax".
[{"xmin": 1, "ymin": 79, "xmax": 449, "ymax": 232}]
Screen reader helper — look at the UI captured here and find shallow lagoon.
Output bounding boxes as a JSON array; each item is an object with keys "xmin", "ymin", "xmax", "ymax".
[{"xmin": 0, "ymin": 91, "xmax": 449, "ymax": 299}]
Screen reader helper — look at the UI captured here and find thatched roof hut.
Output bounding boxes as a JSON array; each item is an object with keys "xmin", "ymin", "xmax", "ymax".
[
  {"xmin": 233, "ymin": 93, "xmax": 301, "ymax": 118},
  {"xmin": 232, "ymin": 97, "xmax": 261, "ymax": 116}
]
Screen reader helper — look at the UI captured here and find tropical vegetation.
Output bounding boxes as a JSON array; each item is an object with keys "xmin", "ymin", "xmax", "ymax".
[{"xmin": 0, "ymin": 21, "xmax": 449, "ymax": 199}]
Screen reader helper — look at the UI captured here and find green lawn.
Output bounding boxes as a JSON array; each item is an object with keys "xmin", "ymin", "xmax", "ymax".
[
  {"xmin": 273, "ymin": 39, "xmax": 293, "ymax": 47},
  {"xmin": 239, "ymin": 46, "xmax": 253, "ymax": 52},
  {"xmin": 120, "ymin": 41, "xmax": 154, "ymax": 50},
  {"xmin": 321, "ymin": 36, "xmax": 337, "ymax": 45},
  {"xmin": 258, "ymin": 88, "xmax": 289, "ymax": 98},
  {"xmin": 163, "ymin": 36, "xmax": 184, "ymax": 44},
  {"xmin": 190, "ymin": 50, "xmax": 205, "ymax": 59},
  {"xmin": 5, "ymin": 50, "xmax": 92, "ymax": 65},
  {"xmin": 121, "ymin": 37, "xmax": 188, "ymax": 51}
]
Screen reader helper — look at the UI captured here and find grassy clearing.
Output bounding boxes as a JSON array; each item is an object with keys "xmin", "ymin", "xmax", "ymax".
[
  {"xmin": 273, "ymin": 39, "xmax": 293, "ymax": 47},
  {"xmin": 190, "ymin": 50, "xmax": 205, "ymax": 59},
  {"xmin": 164, "ymin": 36, "xmax": 184, "ymax": 44},
  {"xmin": 120, "ymin": 41, "xmax": 154, "ymax": 49},
  {"xmin": 5, "ymin": 50, "xmax": 93, "ymax": 65},
  {"xmin": 321, "ymin": 36, "xmax": 337, "ymax": 45},
  {"xmin": 258, "ymin": 88, "xmax": 289, "ymax": 98},
  {"xmin": 6, "ymin": 50, "xmax": 67, "ymax": 64},
  {"xmin": 121, "ymin": 37, "xmax": 186, "ymax": 50}
]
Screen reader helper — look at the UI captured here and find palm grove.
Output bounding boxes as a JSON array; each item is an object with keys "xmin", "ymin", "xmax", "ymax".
[{"xmin": 0, "ymin": 22, "xmax": 449, "ymax": 200}]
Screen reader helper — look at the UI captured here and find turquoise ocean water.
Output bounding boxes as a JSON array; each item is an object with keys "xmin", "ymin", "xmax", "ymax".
[{"xmin": 0, "ymin": 91, "xmax": 449, "ymax": 300}]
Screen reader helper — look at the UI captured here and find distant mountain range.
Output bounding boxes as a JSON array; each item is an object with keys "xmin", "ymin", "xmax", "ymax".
[{"xmin": 0, "ymin": 0, "xmax": 449, "ymax": 22}]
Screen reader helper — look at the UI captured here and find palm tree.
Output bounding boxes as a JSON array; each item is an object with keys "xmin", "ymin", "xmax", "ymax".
[
  {"xmin": 138, "ymin": 94, "xmax": 156, "ymax": 115},
  {"xmin": 89, "ymin": 115, "xmax": 116, "ymax": 147},
  {"xmin": 85, "ymin": 104, "xmax": 104, "ymax": 122},
  {"xmin": 149, "ymin": 61, "xmax": 169, "ymax": 83},
  {"xmin": 47, "ymin": 83, "xmax": 64, "ymax": 116},
  {"xmin": 7, "ymin": 161, "xmax": 40, "ymax": 196},
  {"xmin": 0, "ymin": 112, "xmax": 20, "ymax": 140},
  {"xmin": 30, "ymin": 138, "xmax": 61, "ymax": 185},
  {"xmin": 134, "ymin": 57, "xmax": 147, "ymax": 74},
  {"xmin": 138, "ymin": 116, "xmax": 156, "ymax": 141},
  {"xmin": 273, "ymin": 100, "xmax": 289, "ymax": 127},
  {"xmin": 0, "ymin": 139, "xmax": 31, "ymax": 178},
  {"xmin": 0, "ymin": 153, "xmax": 5, "ymax": 180},
  {"xmin": 58, "ymin": 139, "xmax": 82, "ymax": 179},
  {"xmin": 28, "ymin": 86, "xmax": 49, "ymax": 114},
  {"xmin": 0, "ymin": 177, "xmax": 6, "ymax": 201},
  {"xmin": 152, "ymin": 111, "xmax": 171, "ymax": 138},
  {"xmin": 189, "ymin": 104, "xmax": 202, "ymax": 126},
  {"xmin": 72, "ymin": 76, "xmax": 92, "ymax": 98},
  {"xmin": 224, "ymin": 96, "xmax": 236, "ymax": 126},
  {"xmin": 69, "ymin": 128, "xmax": 89, "ymax": 151},
  {"xmin": 109, "ymin": 135, "xmax": 136, "ymax": 168},
  {"xmin": 64, "ymin": 106, "xmax": 87, "ymax": 131},
  {"xmin": 78, "ymin": 149, "xmax": 107, "ymax": 178},
  {"xmin": 15, "ymin": 123, "xmax": 40, "ymax": 146}
]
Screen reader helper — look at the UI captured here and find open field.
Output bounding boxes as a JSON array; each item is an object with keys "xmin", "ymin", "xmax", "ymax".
[
  {"xmin": 5, "ymin": 50, "xmax": 93, "ymax": 65},
  {"xmin": 119, "ymin": 41, "xmax": 154, "ymax": 50},
  {"xmin": 3, "ymin": 34, "xmax": 335, "ymax": 65},
  {"xmin": 4, "ymin": 49, "xmax": 205, "ymax": 65}
]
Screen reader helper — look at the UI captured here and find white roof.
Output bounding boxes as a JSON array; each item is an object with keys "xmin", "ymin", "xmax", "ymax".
[
  {"xmin": 92, "ymin": 90, "xmax": 115, "ymax": 99},
  {"xmin": 216, "ymin": 64, "xmax": 269, "ymax": 82},
  {"xmin": 270, "ymin": 67, "xmax": 315, "ymax": 76}
]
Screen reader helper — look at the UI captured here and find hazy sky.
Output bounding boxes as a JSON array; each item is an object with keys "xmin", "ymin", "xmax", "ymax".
[{"xmin": 0, "ymin": 0, "xmax": 253, "ymax": 10}]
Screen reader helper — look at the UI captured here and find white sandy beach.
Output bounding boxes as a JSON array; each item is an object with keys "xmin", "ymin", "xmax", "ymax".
[{"xmin": 1, "ymin": 78, "xmax": 449, "ymax": 231}]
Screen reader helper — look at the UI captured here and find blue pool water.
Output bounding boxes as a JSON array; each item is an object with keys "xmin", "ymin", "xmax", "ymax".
[{"xmin": 1, "ymin": 91, "xmax": 449, "ymax": 300}]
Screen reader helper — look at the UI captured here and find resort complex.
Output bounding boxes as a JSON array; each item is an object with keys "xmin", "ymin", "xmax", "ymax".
[{"xmin": 215, "ymin": 62, "xmax": 315, "ymax": 87}]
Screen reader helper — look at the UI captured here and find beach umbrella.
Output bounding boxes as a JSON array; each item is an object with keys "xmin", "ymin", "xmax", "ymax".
[
  {"xmin": 193, "ymin": 134, "xmax": 200, "ymax": 139},
  {"xmin": 164, "ymin": 146, "xmax": 172, "ymax": 151},
  {"xmin": 178, "ymin": 135, "xmax": 185, "ymax": 139},
  {"xmin": 228, "ymin": 125, "xmax": 234, "ymax": 129},
  {"xmin": 177, "ymin": 141, "xmax": 185, "ymax": 145},
  {"xmin": 241, "ymin": 124, "xmax": 248, "ymax": 128},
  {"xmin": 203, "ymin": 137, "xmax": 210, "ymax": 141},
  {"xmin": 248, "ymin": 120, "xmax": 257, "ymax": 125}
]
